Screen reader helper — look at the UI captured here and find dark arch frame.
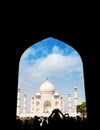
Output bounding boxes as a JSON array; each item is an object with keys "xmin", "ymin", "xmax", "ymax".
[{"xmin": 3, "ymin": 31, "xmax": 97, "ymax": 129}]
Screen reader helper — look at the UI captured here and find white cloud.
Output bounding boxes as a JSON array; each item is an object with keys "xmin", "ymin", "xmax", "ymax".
[
  {"xmin": 52, "ymin": 45, "xmax": 64, "ymax": 54},
  {"xmin": 21, "ymin": 47, "xmax": 36, "ymax": 59},
  {"xmin": 19, "ymin": 52, "xmax": 83, "ymax": 89}
]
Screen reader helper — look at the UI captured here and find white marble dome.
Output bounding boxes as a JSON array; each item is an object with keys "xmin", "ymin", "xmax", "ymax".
[{"xmin": 40, "ymin": 79, "xmax": 55, "ymax": 93}]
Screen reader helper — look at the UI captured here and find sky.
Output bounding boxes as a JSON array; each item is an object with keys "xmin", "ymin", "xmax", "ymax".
[{"xmin": 17, "ymin": 37, "xmax": 86, "ymax": 113}]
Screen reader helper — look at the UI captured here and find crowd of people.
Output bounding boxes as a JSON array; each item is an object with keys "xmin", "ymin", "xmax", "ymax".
[{"xmin": 16, "ymin": 109, "xmax": 88, "ymax": 130}]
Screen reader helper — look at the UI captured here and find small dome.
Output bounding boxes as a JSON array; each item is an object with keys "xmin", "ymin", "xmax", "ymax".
[
  {"xmin": 54, "ymin": 92, "xmax": 59, "ymax": 96},
  {"xmin": 40, "ymin": 79, "xmax": 55, "ymax": 93},
  {"xmin": 36, "ymin": 92, "xmax": 40, "ymax": 96}
]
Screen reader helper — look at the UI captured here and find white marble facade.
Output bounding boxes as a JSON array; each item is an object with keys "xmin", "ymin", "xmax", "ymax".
[{"xmin": 17, "ymin": 79, "xmax": 64, "ymax": 117}]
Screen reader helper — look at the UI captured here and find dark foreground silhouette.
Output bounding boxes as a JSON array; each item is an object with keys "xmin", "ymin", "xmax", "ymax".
[{"xmin": 16, "ymin": 109, "xmax": 88, "ymax": 130}]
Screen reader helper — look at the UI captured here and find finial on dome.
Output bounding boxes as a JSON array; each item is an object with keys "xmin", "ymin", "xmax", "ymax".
[{"xmin": 46, "ymin": 77, "xmax": 48, "ymax": 80}]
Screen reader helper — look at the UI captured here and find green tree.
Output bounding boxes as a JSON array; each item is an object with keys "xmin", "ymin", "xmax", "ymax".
[{"xmin": 76, "ymin": 102, "xmax": 87, "ymax": 117}]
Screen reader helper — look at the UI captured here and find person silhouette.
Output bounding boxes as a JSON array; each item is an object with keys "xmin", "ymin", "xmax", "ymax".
[
  {"xmin": 32, "ymin": 115, "xmax": 42, "ymax": 130},
  {"xmin": 42, "ymin": 117, "xmax": 48, "ymax": 130},
  {"xmin": 48, "ymin": 109, "xmax": 65, "ymax": 129}
]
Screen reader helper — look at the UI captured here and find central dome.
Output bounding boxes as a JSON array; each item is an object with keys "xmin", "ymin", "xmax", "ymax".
[{"xmin": 40, "ymin": 79, "xmax": 55, "ymax": 93}]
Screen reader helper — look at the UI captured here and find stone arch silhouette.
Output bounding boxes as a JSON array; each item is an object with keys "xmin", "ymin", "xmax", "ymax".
[
  {"xmin": 1, "ymin": 31, "xmax": 96, "ymax": 126},
  {"xmin": 15, "ymin": 32, "xmax": 97, "ymax": 128}
]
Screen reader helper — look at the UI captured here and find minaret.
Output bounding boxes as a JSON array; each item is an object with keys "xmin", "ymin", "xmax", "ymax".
[
  {"xmin": 68, "ymin": 93, "xmax": 72, "ymax": 114},
  {"xmin": 17, "ymin": 88, "xmax": 20, "ymax": 116},
  {"xmin": 23, "ymin": 94, "xmax": 27, "ymax": 114},
  {"xmin": 74, "ymin": 86, "xmax": 78, "ymax": 114},
  {"xmin": 31, "ymin": 97, "xmax": 34, "ymax": 113}
]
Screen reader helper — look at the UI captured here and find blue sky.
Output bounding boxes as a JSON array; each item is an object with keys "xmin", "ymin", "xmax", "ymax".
[{"xmin": 18, "ymin": 37, "xmax": 86, "ymax": 113}]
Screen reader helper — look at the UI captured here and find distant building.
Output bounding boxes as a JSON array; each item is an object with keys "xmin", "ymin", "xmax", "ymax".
[
  {"xmin": 17, "ymin": 79, "xmax": 79, "ymax": 117},
  {"xmin": 17, "ymin": 79, "xmax": 65, "ymax": 117}
]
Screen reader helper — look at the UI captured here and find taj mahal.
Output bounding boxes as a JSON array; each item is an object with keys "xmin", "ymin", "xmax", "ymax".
[{"xmin": 16, "ymin": 79, "xmax": 78, "ymax": 117}]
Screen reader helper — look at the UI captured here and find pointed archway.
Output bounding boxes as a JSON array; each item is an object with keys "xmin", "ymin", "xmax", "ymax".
[
  {"xmin": 16, "ymin": 37, "xmax": 86, "ymax": 118},
  {"xmin": 44, "ymin": 101, "xmax": 51, "ymax": 113}
]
